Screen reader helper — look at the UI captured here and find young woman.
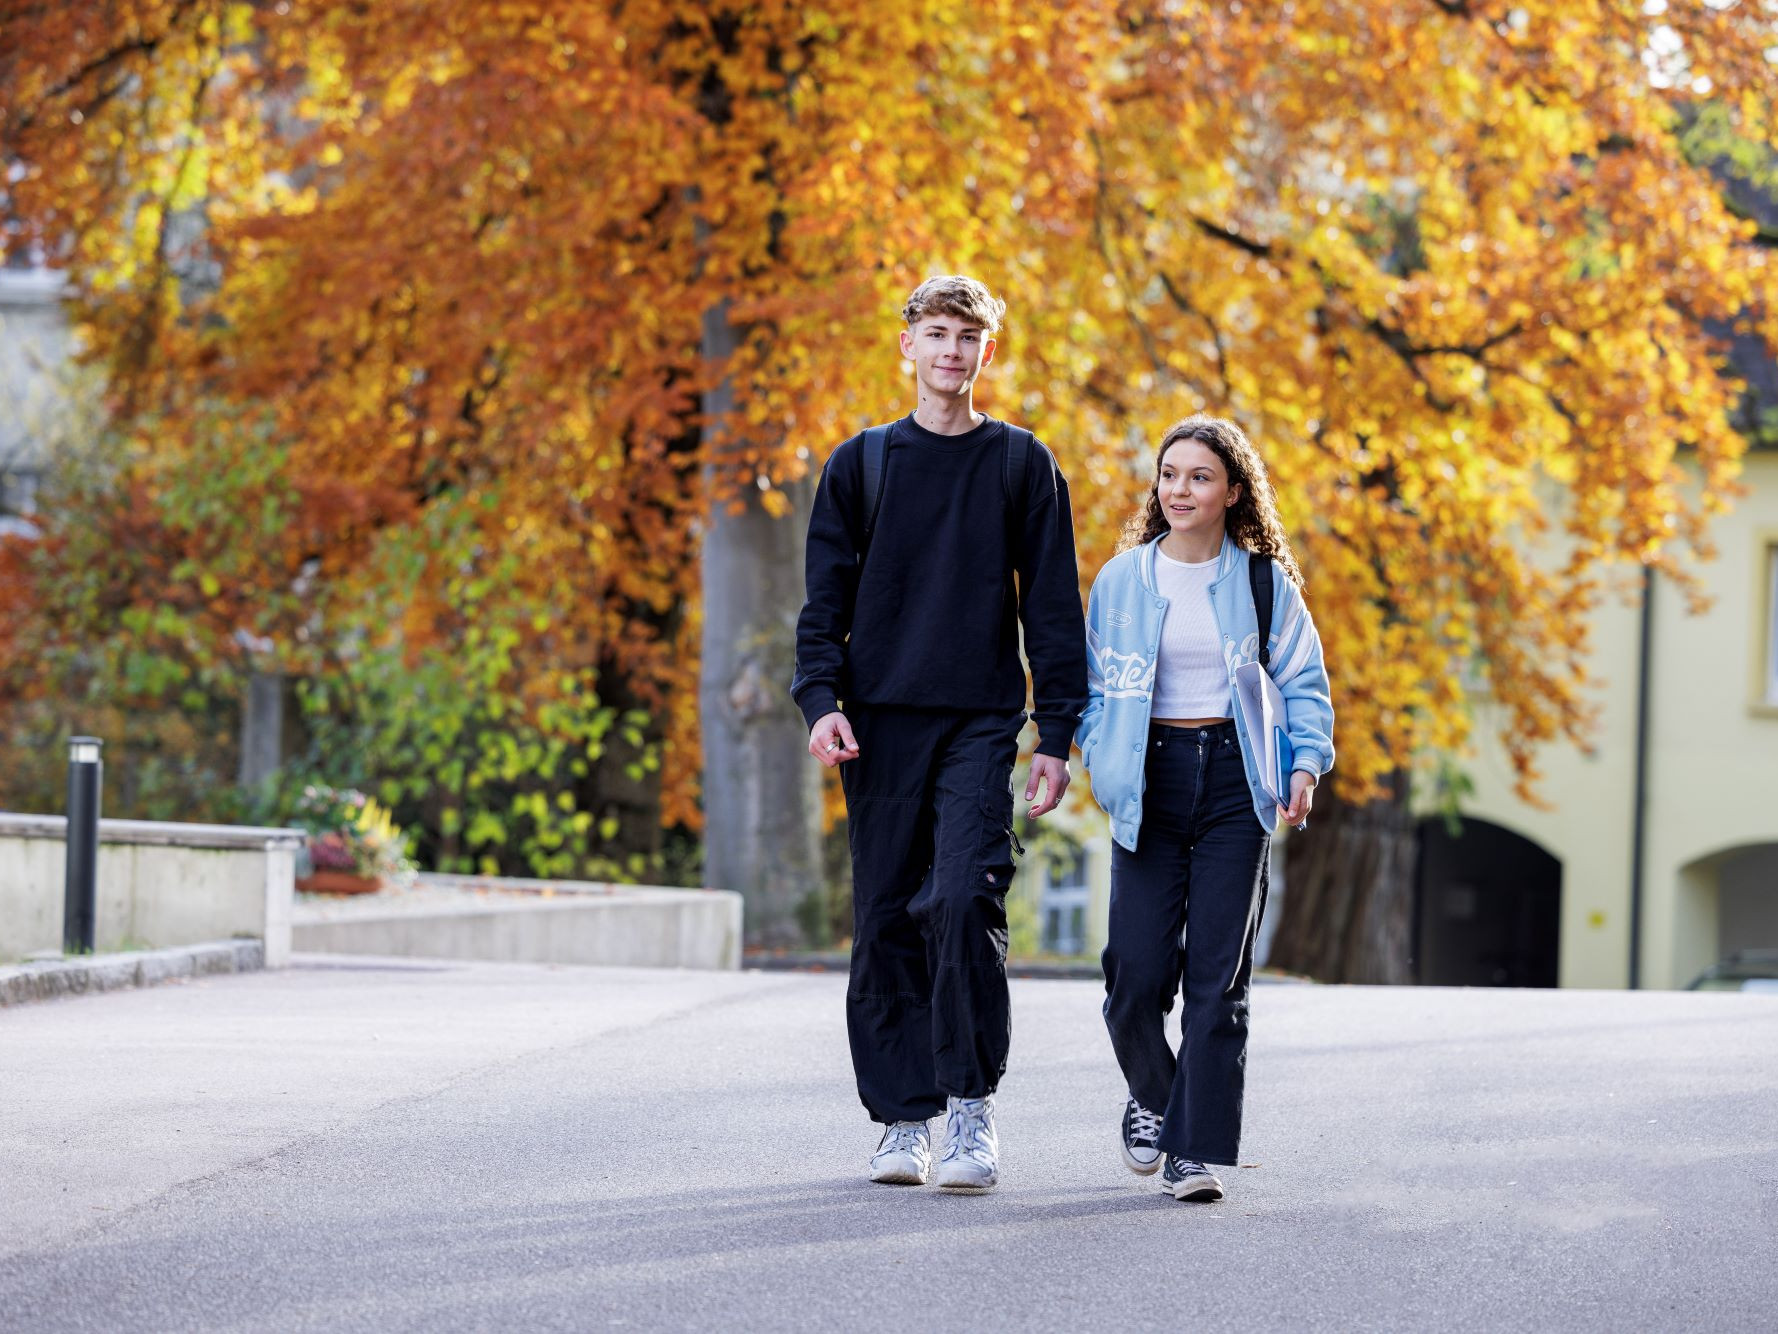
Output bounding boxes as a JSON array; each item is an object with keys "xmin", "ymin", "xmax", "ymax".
[{"xmin": 1076, "ymin": 415, "xmax": 1334, "ymax": 1203}]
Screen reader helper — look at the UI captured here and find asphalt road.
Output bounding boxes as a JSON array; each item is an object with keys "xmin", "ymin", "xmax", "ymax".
[{"xmin": 2, "ymin": 958, "xmax": 1775, "ymax": 1332}]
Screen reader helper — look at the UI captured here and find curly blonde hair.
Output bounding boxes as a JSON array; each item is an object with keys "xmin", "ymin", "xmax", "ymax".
[
  {"xmin": 1120, "ymin": 414, "xmax": 1305, "ymax": 589},
  {"xmin": 901, "ymin": 275, "xmax": 1006, "ymax": 333}
]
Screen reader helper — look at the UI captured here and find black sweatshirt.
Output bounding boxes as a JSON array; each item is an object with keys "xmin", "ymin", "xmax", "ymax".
[{"xmin": 790, "ymin": 413, "xmax": 1088, "ymax": 759}]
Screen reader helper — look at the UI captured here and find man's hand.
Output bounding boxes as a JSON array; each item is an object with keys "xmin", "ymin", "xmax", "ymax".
[
  {"xmin": 1024, "ymin": 753, "xmax": 1070, "ymax": 819},
  {"xmin": 808, "ymin": 711, "xmax": 860, "ymax": 768}
]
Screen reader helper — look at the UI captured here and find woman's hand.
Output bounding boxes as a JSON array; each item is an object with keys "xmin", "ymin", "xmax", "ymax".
[{"xmin": 1281, "ymin": 770, "xmax": 1317, "ymax": 826}]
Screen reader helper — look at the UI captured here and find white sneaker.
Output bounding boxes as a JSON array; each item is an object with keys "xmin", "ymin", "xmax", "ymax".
[
  {"xmin": 933, "ymin": 1095, "xmax": 999, "ymax": 1191},
  {"xmin": 1120, "ymin": 1097, "xmax": 1164, "ymax": 1175},
  {"xmin": 869, "ymin": 1120, "xmax": 932, "ymax": 1185}
]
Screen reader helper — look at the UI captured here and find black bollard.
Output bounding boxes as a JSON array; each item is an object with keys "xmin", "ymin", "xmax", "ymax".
[{"xmin": 63, "ymin": 736, "xmax": 103, "ymax": 954}]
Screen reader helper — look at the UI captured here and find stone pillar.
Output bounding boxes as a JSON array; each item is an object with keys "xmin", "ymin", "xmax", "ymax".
[{"xmin": 239, "ymin": 671, "xmax": 285, "ymax": 792}]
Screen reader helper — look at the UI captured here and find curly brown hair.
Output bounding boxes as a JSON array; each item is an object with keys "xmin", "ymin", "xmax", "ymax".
[{"xmin": 1119, "ymin": 414, "xmax": 1305, "ymax": 589}]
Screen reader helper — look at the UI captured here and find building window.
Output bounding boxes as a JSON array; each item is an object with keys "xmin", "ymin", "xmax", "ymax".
[
  {"xmin": 1038, "ymin": 843, "xmax": 1091, "ymax": 957},
  {"xmin": 0, "ymin": 467, "xmax": 39, "ymax": 516}
]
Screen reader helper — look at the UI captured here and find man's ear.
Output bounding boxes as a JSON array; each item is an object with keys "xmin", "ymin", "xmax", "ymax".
[
  {"xmin": 899, "ymin": 327, "xmax": 915, "ymax": 360},
  {"xmin": 980, "ymin": 335, "xmax": 997, "ymax": 368}
]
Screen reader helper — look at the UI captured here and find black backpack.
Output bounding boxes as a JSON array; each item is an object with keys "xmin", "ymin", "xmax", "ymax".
[{"xmin": 855, "ymin": 421, "xmax": 1034, "ymax": 556}]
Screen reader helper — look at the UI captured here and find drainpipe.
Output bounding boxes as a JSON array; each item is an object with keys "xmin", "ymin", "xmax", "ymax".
[{"xmin": 1628, "ymin": 565, "xmax": 1654, "ymax": 990}]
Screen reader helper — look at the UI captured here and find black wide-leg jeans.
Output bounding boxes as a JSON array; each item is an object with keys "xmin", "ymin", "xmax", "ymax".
[
  {"xmin": 840, "ymin": 705, "xmax": 1025, "ymax": 1124},
  {"xmin": 1102, "ymin": 720, "xmax": 1270, "ymax": 1164}
]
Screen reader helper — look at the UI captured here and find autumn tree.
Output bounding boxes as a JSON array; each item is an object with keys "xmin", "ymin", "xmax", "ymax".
[
  {"xmin": 5, "ymin": 1, "xmax": 1777, "ymax": 963},
  {"xmin": 1064, "ymin": 3, "xmax": 1778, "ymax": 981}
]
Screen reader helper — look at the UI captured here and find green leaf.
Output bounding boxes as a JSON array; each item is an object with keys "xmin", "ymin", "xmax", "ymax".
[{"xmin": 466, "ymin": 810, "xmax": 506, "ymax": 848}]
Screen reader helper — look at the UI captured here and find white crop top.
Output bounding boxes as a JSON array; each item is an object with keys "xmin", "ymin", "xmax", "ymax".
[{"xmin": 1151, "ymin": 549, "xmax": 1232, "ymax": 719}]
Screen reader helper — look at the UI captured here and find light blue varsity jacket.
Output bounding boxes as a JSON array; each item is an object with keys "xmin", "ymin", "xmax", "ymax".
[{"xmin": 1076, "ymin": 534, "xmax": 1335, "ymax": 850}]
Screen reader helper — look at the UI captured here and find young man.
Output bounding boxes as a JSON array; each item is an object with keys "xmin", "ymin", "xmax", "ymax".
[{"xmin": 791, "ymin": 275, "xmax": 1088, "ymax": 1192}]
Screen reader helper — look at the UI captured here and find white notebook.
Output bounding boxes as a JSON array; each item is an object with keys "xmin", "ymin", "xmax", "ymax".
[{"xmin": 1232, "ymin": 659, "xmax": 1294, "ymax": 808}]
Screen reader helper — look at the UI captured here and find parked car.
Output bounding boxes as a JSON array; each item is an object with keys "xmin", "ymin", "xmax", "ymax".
[{"xmin": 1685, "ymin": 950, "xmax": 1778, "ymax": 994}]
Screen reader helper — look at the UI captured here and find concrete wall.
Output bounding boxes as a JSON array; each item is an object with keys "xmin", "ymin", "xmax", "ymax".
[
  {"xmin": 1453, "ymin": 450, "xmax": 1778, "ymax": 989},
  {"xmin": 292, "ymin": 881, "xmax": 743, "ymax": 971},
  {"xmin": 0, "ymin": 815, "xmax": 299, "ymax": 966},
  {"xmin": 0, "ymin": 268, "xmax": 74, "ymax": 489}
]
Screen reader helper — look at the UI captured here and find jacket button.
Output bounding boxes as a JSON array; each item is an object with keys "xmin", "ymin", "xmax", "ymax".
[
  {"xmin": 1155, "ymin": 599, "xmax": 1164, "ymax": 609},
  {"xmin": 1132, "ymin": 743, "xmax": 1141, "ymax": 752},
  {"xmin": 1138, "ymin": 695, "xmax": 1147, "ymax": 702}
]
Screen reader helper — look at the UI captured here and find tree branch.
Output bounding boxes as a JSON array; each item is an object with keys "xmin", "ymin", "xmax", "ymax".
[
  {"xmin": 1157, "ymin": 271, "xmax": 1231, "ymax": 399},
  {"xmin": 1191, "ymin": 215, "xmax": 1272, "ymax": 258},
  {"xmin": 5, "ymin": 1, "xmax": 203, "ymax": 133}
]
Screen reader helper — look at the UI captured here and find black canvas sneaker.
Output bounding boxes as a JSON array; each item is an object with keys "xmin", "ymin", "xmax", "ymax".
[
  {"xmin": 1120, "ymin": 1098, "xmax": 1164, "ymax": 1175},
  {"xmin": 1160, "ymin": 1156, "xmax": 1225, "ymax": 1202}
]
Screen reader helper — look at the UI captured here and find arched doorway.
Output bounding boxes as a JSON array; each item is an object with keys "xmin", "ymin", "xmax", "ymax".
[
  {"xmin": 1714, "ymin": 844, "xmax": 1778, "ymax": 956},
  {"xmin": 1678, "ymin": 842, "xmax": 1778, "ymax": 987},
  {"xmin": 1415, "ymin": 817, "xmax": 1562, "ymax": 987}
]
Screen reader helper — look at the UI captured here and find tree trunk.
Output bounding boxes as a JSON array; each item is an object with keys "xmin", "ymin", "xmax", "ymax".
[
  {"xmin": 1269, "ymin": 771, "xmax": 1417, "ymax": 983},
  {"xmin": 698, "ymin": 302, "xmax": 825, "ymax": 947}
]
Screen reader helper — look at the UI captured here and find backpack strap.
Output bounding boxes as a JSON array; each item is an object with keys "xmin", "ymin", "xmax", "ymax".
[
  {"xmin": 1004, "ymin": 426, "xmax": 1035, "ymax": 567},
  {"xmin": 1004, "ymin": 425, "xmax": 1033, "ymax": 509},
  {"xmin": 858, "ymin": 423, "xmax": 893, "ymax": 547},
  {"xmin": 1249, "ymin": 551, "xmax": 1275, "ymax": 670}
]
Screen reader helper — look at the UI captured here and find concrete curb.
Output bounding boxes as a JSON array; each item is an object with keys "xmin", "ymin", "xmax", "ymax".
[
  {"xmin": 744, "ymin": 951, "xmax": 1109, "ymax": 980},
  {"xmin": 742, "ymin": 951, "xmax": 1316, "ymax": 984},
  {"xmin": 0, "ymin": 939, "xmax": 265, "ymax": 1008}
]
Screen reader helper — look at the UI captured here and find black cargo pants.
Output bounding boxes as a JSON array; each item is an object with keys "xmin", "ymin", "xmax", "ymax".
[{"xmin": 840, "ymin": 705, "xmax": 1025, "ymax": 1124}]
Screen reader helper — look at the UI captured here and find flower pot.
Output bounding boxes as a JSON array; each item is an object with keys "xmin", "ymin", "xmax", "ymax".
[{"xmin": 297, "ymin": 870, "xmax": 383, "ymax": 896}]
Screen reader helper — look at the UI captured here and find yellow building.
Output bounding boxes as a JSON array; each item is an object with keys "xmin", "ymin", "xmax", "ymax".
[{"xmin": 1427, "ymin": 448, "xmax": 1778, "ymax": 990}]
